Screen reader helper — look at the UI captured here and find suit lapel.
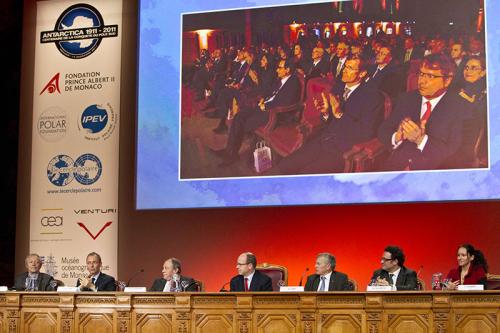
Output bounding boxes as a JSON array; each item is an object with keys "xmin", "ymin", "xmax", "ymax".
[
  {"xmin": 159, "ymin": 279, "xmax": 167, "ymax": 291},
  {"xmin": 328, "ymin": 272, "xmax": 336, "ymax": 291},
  {"xmin": 312, "ymin": 275, "xmax": 320, "ymax": 291},
  {"xmin": 396, "ymin": 268, "xmax": 405, "ymax": 287}
]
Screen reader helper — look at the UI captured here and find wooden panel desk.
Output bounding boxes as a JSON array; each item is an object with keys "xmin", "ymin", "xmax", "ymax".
[{"xmin": 0, "ymin": 291, "xmax": 499, "ymax": 333}]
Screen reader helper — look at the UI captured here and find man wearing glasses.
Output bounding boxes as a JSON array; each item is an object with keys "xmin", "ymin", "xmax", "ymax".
[
  {"xmin": 229, "ymin": 252, "xmax": 273, "ymax": 292},
  {"xmin": 378, "ymin": 54, "xmax": 471, "ymax": 170},
  {"xmin": 370, "ymin": 246, "xmax": 417, "ymax": 290}
]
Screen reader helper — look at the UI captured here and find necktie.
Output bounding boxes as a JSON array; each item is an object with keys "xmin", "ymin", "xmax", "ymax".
[
  {"xmin": 389, "ymin": 274, "xmax": 395, "ymax": 286},
  {"xmin": 421, "ymin": 101, "xmax": 432, "ymax": 122},
  {"xmin": 319, "ymin": 276, "xmax": 326, "ymax": 291},
  {"xmin": 92, "ymin": 277, "xmax": 96, "ymax": 284},
  {"xmin": 336, "ymin": 60, "xmax": 343, "ymax": 77},
  {"xmin": 343, "ymin": 87, "xmax": 351, "ymax": 101},
  {"xmin": 405, "ymin": 49, "xmax": 411, "ymax": 62},
  {"xmin": 244, "ymin": 278, "xmax": 249, "ymax": 291}
]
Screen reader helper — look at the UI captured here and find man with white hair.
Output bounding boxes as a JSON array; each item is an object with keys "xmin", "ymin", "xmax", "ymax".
[{"xmin": 13, "ymin": 254, "xmax": 56, "ymax": 291}]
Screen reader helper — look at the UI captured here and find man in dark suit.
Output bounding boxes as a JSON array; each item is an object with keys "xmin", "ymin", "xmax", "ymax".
[
  {"xmin": 13, "ymin": 254, "xmax": 55, "ymax": 291},
  {"xmin": 304, "ymin": 47, "xmax": 329, "ymax": 82},
  {"xmin": 212, "ymin": 58, "xmax": 301, "ymax": 167},
  {"xmin": 150, "ymin": 258, "xmax": 198, "ymax": 292},
  {"xmin": 330, "ymin": 41, "xmax": 349, "ymax": 82},
  {"xmin": 378, "ymin": 54, "xmax": 471, "ymax": 171},
  {"xmin": 398, "ymin": 37, "xmax": 424, "ymax": 65},
  {"xmin": 370, "ymin": 246, "xmax": 418, "ymax": 291},
  {"xmin": 278, "ymin": 56, "xmax": 384, "ymax": 175},
  {"xmin": 449, "ymin": 42, "xmax": 467, "ymax": 90},
  {"xmin": 230, "ymin": 252, "xmax": 273, "ymax": 292},
  {"xmin": 366, "ymin": 43, "xmax": 405, "ymax": 100},
  {"xmin": 77, "ymin": 252, "xmax": 116, "ymax": 291},
  {"xmin": 305, "ymin": 253, "xmax": 351, "ymax": 291}
]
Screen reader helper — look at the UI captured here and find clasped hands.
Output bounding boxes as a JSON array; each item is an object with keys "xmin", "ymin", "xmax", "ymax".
[
  {"xmin": 395, "ymin": 117, "xmax": 426, "ymax": 146},
  {"xmin": 78, "ymin": 276, "xmax": 97, "ymax": 291},
  {"xmin": 313, "ymin": 92, "xmax": 343, "ymax": 119},
  {"xmin": 372, "ymin": 276, "xmax": 391, "ymax": 286}
]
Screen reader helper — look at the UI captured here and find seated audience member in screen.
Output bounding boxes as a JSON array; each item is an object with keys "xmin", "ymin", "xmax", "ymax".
[
  {"xmin": 13, "ymin": 253, "xmax": 56, "ymax": 291},
  {"xmin": 304, "ymin": 253, "xmax": 350, "ymax": 291},
  {"xmin": 150, "ymin": 258, "xmax": 198, "ymax": 292},
  {"xmin": 230, "ymin": 252, "xmax": 273, "ymax": 292},
  {"xmin": 377, "ymin": 54, "xmax": 471, "ymax": 171},
  {"xmin": 370, "ymin": 246, "xmax": 417, "ymax": 290},
  {"xmin": 77, "ymin": 252, "xmax": 116, "ymax": 291},
  {"xmin": 444, "ymin": 244, "xmax": 488, "ymax": 289}
]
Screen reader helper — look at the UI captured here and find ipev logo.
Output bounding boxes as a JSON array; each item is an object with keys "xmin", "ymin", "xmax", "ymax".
[
  {"xmin": 40, "ymin": 3, "xmax": 118, "ymax": 59},
  {"xmin": 47, "ymin": 153, "xmax": 102, "ymax": 186}
]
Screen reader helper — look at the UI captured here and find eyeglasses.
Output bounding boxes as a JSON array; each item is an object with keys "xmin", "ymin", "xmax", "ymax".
[
  {"xmin": 381, "ymin": 257, "xmax": 394, "ymax": 262},
  {"xmin": 344, "ymin": 65, "xmax": 359, "ymax": 72},
  {"xmin": 464, "ymin": 65, "xmax": 482, "ymax": 71},
  {"xmin": 418, "ymin": 71, "xmax": 449, "ymax": 80}
]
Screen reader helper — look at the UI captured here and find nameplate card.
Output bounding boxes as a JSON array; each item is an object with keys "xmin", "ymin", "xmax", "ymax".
[
  {"xmin": 0, "ymin": 286, "xmax": 8, "ymax": 291},
  {"xmin": 57, "ymin": 287, "xmax": 80, "ymax": 292},
  {"xmin": 366, "ymin": 285, "xmax": 393, "ymax": 292},
  {"xmin": 280, "ymin": 286, "xmax": 304, "ymax": 292},
  {"xmin": 124, "ymin": 287, "xmax": 147, "ymax": 292},
  {"xmin": 457, "ymin": 284, "xmax": 484, "ymax": 291}
]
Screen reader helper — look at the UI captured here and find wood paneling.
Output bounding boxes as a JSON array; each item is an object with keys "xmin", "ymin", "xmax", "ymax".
[{"xmin": 0, "ymin": 291, "xmax": 498, "ymax": 333}]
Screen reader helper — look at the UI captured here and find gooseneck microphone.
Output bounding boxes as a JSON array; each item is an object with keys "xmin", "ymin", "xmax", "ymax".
[
  {"xmin": 126, "ymin": 269, "xmax": 145, "ymax": 287},
  {"xmin": 219, "ymin": 281, "xmax": 230, "ymax": 292},
  {"xmin": 298, "ymin": 267, "xmax": 310, "ymax": 286}
]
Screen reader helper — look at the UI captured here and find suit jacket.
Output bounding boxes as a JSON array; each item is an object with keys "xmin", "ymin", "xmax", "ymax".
[
  {"xmin": 13, "ymin": 272, "xmax": 55, "ymax": 291},
  {"xmin": 320, "ymin": 82, "xmax": 385, "ymax": 153},
  {"xmin": 150, "ymin": 276, "xmax": 198, "ymax": 292},
  {"xmin": 378, "ymin": 90, "xmax": 471, "ymax": 170},
  {"xmin": 304, "ymin": 271, "xmax": 351, "ymax": 291},
  {"xmin": 330, "ymin": 56, "xmax": 347, "ymax": 81},
  {"xmin": 76, "ymin": 272, "xmax": 116, "ymax": 291},
  {"xmin": 366, "ymin": 61, "xmax": 405, "ymax": 100},
  {"xmin": 304, "ymin": 58, "xmax": 329, "ymax": 81},
  {"xmin": 371, "ymin": 267, "xmax": 418, "ymax": 291},
  {"xmin": 229, "ymin": 270, "xmax": 273, "ymax": 292},
  {"xmin": 263, "ymin": 74, "xmax": 301, "ymax": 110}
]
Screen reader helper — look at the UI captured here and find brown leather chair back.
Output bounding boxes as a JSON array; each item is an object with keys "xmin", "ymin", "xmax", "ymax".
[{"xmin": 256, "ymin": 263, "xmax": 288, "ymax": 291}]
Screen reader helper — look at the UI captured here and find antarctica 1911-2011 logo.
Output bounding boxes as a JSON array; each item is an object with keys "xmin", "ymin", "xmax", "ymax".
[{"xmin": 40, "ymin": 3, "xmax": 118, "ymax": 59}]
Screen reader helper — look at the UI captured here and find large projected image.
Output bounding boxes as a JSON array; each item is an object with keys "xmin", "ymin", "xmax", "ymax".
[{"xmin": 137, "ymin": 0, "xmax": 499, "ymax": 209}]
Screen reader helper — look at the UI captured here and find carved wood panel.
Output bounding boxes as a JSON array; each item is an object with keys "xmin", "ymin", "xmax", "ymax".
[
  {"xmin": 21, "ymin": 311, "xmax": 58, "ymax": 333},
  {"xmin": 386, "ymin": 312, "xmax": 431, "ymax": 333},
  {"xmin": 320, "ymin": 313, "xmax": 363, "ymax": 333},
  {"xmin": 454, "ymin": 313, "xmax": 497, "ymax": 333},
  {"xmin": 255, "ymin": 311, "xmax": 300, "ymax": 333},
  {"xmin": 77, "ymin": 312, "xmax": 113, "ymax": 333},
  {"xmin": 193, "ymin": 312, "xmax": 234, "ymax": 333},
  {"xmin": 134, "ymin": 312, "xmax": 174, "ymax": 333}
]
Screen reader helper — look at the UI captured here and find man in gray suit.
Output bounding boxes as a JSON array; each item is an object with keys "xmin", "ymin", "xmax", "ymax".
[
  {"xmin": 305, "ymin": 253, "xmax": 351, "ymax": 291},
  {"xmin": 13, "ymin": 254, "xmax": 55, "ymax": 291}
]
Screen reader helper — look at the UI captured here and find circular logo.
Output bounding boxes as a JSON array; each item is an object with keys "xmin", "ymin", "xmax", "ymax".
[
  {"xmin": 80, "ymin": 104, "xmax": 108, "ymax": 134},
  {"xmin": 54, "ymin": 4, "xmax": 104, "ymax": 59},
  {"xmin": 47, "ymin": 155, "xmax": 75, "ymax": 186},
  {"xmin": 73, "ymin": 154, "xmax": 102, "ymax": 185},
  {"xmin": 38, "ymin": 107, "xmax": 67, "ymax": 142}
]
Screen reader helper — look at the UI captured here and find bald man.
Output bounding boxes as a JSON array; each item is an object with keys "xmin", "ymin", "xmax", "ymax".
[{"xmin": 230, "ymin": 252, "xmax": 273, "ymax": 292}]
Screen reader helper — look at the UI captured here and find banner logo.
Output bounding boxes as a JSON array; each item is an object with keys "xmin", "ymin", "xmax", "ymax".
[
  {"xmin": 40, "ymin": 3, "xmax": 118, "ymax": 59},
  {"xmin": 47, "ymin": 153, "xmax": 102, "ymax": 186},
  {"xmin": 78, "ymin": 103, "xmax": 117, "ymax": 140},
  {"xmin": 37, "ymin": 106, "xmax": 67, "ymax": 142},
  {"xmin": 41, "ymin": 216, "xmax": 63, "ymax": 227},
  {"xmin": 77, "ymin": 221, "xmax": 112, "ymax": 240},
  {"xmin": 40, "ymin": 73, "xmax": 61, "ymax": 95}
]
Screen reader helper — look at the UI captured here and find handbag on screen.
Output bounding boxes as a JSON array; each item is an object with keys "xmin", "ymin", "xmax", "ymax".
[{"xmin": 254, "ymin": 141, "xmax": 272, "ymax": 173}]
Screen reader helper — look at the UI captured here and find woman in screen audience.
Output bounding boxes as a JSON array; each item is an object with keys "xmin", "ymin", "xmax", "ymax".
[
  {"xmin": 444, "ymin": 244, "xmax": 488, "ymax": 289},
  {"xmin": 255, "ymin": 54, "xmax": 277, "ymax": 98}
]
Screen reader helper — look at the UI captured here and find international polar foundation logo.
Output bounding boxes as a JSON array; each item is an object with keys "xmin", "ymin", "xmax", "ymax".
[
  {"xmin": 37, "ymin": 106, "xmax": 67, "ymax": 142},
  {"xmin": 77, "ymin": 103, "xmax": 117, "ymax": 141},
  {"xmin": 40, "ymin": 3, "xmax": 118, "ymax": 59},
  {"xmin": 47, "ymin": 153, "xmax": 102, "ymax": 186}
]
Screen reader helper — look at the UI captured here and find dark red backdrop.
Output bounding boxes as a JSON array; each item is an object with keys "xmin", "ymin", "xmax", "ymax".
[{"xmin": 119, "ymin": 200, "xmax": 500, "ymax": 291}]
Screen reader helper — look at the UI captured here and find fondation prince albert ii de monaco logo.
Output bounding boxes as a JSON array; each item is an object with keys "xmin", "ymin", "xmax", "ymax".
[{"xmin": 40, "ymin": 3, "xmax": 118, "ymax": 59}]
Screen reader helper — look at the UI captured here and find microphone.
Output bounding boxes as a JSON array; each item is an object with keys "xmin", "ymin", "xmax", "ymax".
[
  {"xmin": 219, "ymin": 281, "xmax": 230, "ymax": 292},
  {"xmin": 416, "ymin": 265, "xmax": 424, "ymax": 277},
  {"xmin": 181, "ymin": 280, "xmax": 199, "ymax": 292},
  {"xmin": 298, "ymin": 267, "xmax": 309, "ymax": 286},
  {"xmin": 126, "ymin": 269, "xmax": 145, "ymax": 287}
]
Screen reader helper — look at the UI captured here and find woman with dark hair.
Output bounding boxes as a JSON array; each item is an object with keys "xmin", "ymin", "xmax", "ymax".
[
  {"xmin": 444, "ymin": 244, "xmax": 488, "ymax": 289},
  {"xmin": 255, "ymin": 53, "xmax": 277, "ymax": 98}
]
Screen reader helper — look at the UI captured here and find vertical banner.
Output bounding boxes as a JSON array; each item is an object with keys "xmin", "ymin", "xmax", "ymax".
[{"xmin": 29, "ymin": 0, "xmax": 122, "ymax": 286}]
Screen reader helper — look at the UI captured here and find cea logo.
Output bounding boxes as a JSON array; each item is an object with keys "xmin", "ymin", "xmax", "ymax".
[{"xmin": 41, "ymin": 216, "xmax": 63, "ymax": 227}]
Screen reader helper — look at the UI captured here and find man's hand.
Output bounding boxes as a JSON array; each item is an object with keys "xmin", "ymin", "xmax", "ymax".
[
  {"xmin": 401, "ymin": 118, "xmax": 425, "ymax": 145},
  {"xmin": 313, "ymin": 92, "xmax": 330, "ymax": 115},
  {"xmin": 258, "ymin": 98, "xmax": 266, "ymax": 111},
  {"xmin": 78, "ymin": 277, "xmax": 96, "ymax": 291},
  {"xmin": 328, "ymin": 93, "xmax": 343, "ymax": 119},
  {"xmin": 375, "ymin": 276, "xmax": 390, "ymax": 286}
]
